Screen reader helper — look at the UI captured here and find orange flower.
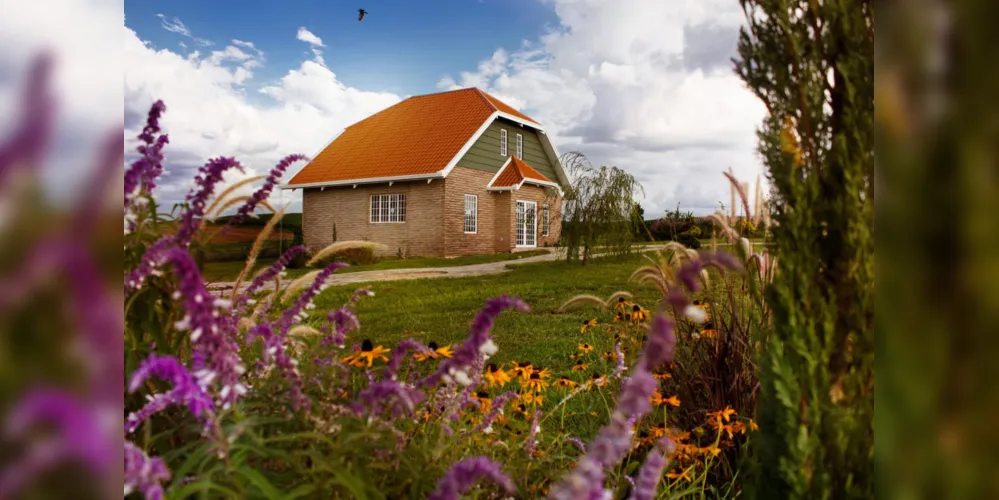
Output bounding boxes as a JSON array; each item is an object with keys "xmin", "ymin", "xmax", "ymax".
[
  {"xmin": 484, "ymin": 363, "xmax": 512, "ymax": 389},
  {"xmin": 511, "ymin": 361, "xmax": 535, "ymax": 381},
  {"xmin": 341, "ymin": 339, "xmax": 390, "ymax": 367},
  {"xmin": 667, "ymin": 467, "xmax": 694, "ymax": 482},
  {"xmin": 572, "ymin": 360, "xmax": 589, "ymax": 372},
  {"xmin": 580, "ymin": 319, "xmax": 598, "ymax": 333},
  {"xmin": 578, "ymin": 343, "xmax": 594, "ymax": 354},
  {"xmin": 554, "ymin": 376, "xmax": 578, "ymax": 389},
  {"xmin": 663, "ymin": 395, "xmax": 681, "ymax": 407}
]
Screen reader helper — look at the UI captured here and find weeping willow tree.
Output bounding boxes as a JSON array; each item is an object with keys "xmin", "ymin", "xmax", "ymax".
[{"xmin": 558, "ymin": 152, "xmax": 643, "ymax": 264}]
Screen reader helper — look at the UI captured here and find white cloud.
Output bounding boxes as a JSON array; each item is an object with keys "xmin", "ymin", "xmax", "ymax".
[
  {"xmin": 122, "ymin": 21, "xmax": 399, "ymax": 211},
  {"xmin": 439, "ymin": 0, "xmax": 768, "ymax": 215},
  {"xmin": 157, "ymin": 13, "xmax": 213, "ymax": 47},
  {"xmin": 295, "ymin": 27, "xmax": 326, "ymax": 67}
]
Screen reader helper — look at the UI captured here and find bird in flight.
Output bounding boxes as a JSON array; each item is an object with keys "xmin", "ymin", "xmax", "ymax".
[{"xmin": 358, "ymin": 9, "xmax": 368, "ymax": 22}]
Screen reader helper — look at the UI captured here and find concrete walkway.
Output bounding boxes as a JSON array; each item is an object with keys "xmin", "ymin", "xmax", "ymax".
[{"xmin": 207, "ymin": 244, "xmax": 672, "ymax": 296}]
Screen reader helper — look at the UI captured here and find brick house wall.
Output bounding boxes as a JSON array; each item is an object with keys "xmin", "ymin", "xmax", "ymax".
[
  {"xmin": 301, "ymin": 180, "xmax": 445, "ymax": 257},
  {"xmin": 503, "ymin": 184, "xmax": 563, "ymax": 251},
  {"xmin": 442, "ymin": 167, "xmax": 498, "ymax": 257}
]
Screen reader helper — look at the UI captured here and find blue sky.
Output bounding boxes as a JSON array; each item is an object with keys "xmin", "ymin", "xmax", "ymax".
[{"xmin": 125, "ymin": 0, "xmax": 560, "ymax": 97}]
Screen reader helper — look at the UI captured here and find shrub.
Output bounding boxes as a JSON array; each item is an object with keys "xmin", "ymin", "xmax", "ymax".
[{"xmin": 307, "ymin": 241, "xmax": 383, "ymax": 268}]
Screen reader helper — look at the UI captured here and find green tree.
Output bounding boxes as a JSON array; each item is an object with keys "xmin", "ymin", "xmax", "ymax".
[
  {"xmin": 735, "ymin": 0, "xmax": 874, "ymax": 498},
  {"xmin": 559, "ymin": 152, "xmax": 643, "ymax": 264}
]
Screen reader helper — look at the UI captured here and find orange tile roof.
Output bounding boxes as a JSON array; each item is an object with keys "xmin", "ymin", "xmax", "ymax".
[
  {"xmin": 287, "ymin": 88, "xmax": 541, "ymax": 185},
  {"xmin": 490, "ymin": 156, "xmax": 555, "ymax": 188}
]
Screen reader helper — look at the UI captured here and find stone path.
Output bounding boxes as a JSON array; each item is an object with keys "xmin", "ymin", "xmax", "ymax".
[{"xmin": 206, "ymin": 244, "xmax": 672, "ymax": 296}]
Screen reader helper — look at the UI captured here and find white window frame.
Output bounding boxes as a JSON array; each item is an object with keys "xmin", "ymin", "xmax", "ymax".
[
  {"xmin": 542, "ymin": 203, "xmax": 550, "ymax": 236},
  {"xmin": 463, "ymin": 194, "xmax": 478, "ymax": 234},
  {"xmin": 500, "ymin": 129, "xmax": 508, "ymax": 156},
  {"xmin": 516, "ymin": 133, "xmax": 523, "ymax": 157},
  {"xmin": 515, "ymin": 200, "xmax": 538, "ymax": 247},
  {"xmin": 369, "ymin": 193, "xmax": 407, "ymax": 223}
]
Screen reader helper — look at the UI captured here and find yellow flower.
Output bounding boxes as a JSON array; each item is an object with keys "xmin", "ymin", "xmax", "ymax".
[
  {"xmin": 571, "ymin": 360, "xmax": 589, "ymax": 372},
  {"xmin": 748, "ymin": 419, "xmax": 759, "ymax": 432},
  {"xmin": 484, "ymin": 363, "xmax": 512, "ymax": 389},
  {"xmin": 650, "ymin": 424, "xmax": 668, "ymax": 439},
  {"xmin": 588, "ymin": 372, "xmax": 608, "ymax": 387},
  {"xmin": 664, "ymin": 395, "xmax": 681, "ymax": 407},
  {"xmin": 473, "ymin": 390, "xmax": 492, "ymax": 414},
  {"xmin": 653, "ymin": 371, "xmax": 672, "ymax": 381},
  {"xmin": 699, "ymin": 322, "xmax": 718, "ymax": 339},
  {"xmin": 580, "ymin": 319, "xmax": 598, "ymax": 333},
  {"xmin": 650, "ymin": 390, "xmax": 665, "ymax": 406},
  {"xmin": 413, "ymin": 341, "xmax": 445, "ymax": 362},
  {"xmin": 615, "ymin": 297, "xmax": 633, "ymax": 311},
  {"xmin": 601, "ymin": 350, "xmax": 617, "ymax": 362},
  {"xmin": 578, "ymin": 343, "xmax": 594, "ymax": 354},
  {"xmin": 613, "ymin": 312, "xmax": 624, "ymax": 322},
  {"xmin": 511, "ymin": 361, "xmax": 534, "ymax": 381},
  {"xmin": 554, "ymin": 376, "xmax": 578, "ymax": 389},
  {"xmin": 434, "ymin": 344, "xmax": 454, "ymax": 359},
  {"xmin": 523, "ymin": 372, "xmax": 550, "ymax": 393},
  {"xmin": 707, "ymin": 406, "xmax": 737, "ymax": 424},
  {"xmin": 341, "ymin": 339, "xmax": 390, "ymax": 367},
  {"xmin": 667, "ymin": 467, "xmax": 694, "ymax": 482},
  {"xmin": 535, "ymin": 367, "xmax": 552, "ymax": 379},
  {"xmin": 629, "ymin": 304, "xmax": 650, "ymax": 323}
]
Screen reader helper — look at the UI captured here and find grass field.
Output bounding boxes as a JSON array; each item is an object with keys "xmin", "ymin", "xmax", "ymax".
[{"xmin": 201, "ymin": 249, "xmax": 550, "ymax": 283}]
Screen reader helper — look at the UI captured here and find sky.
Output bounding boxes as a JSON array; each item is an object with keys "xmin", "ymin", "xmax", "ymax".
[{"xmin": 2, "ymin": 0, "xmax": 768, "ymax": 217}]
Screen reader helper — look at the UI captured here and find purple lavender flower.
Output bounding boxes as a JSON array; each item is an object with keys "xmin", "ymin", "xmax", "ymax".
[
  {"xmin": 235, "ymin": 244, "xmax": 307, "ymax": 309},
  {"xmin": 173, "ymin": 156, "xmax": 243, "ymax": 247},
  {"xmin": 642, "ymin": 315, "xmax": 676, "ymax": 371},
  {"xmin": 355, "ymin": 380, "xmax": 426, "ymax": 418},
  {"xmin": 124, "ymin": 441, "xmax": 171, "ymax": 500},
  {"xmin": 474, "ymin": 391, "xmax": 518, "ymax": 433},
  {"xmin": 126, "ymin": 354, "xmax": 215, "ymax": 433},
  {"xmin": 421, "ymin": 295, "xmax": 528, "ymax": 389},
  {"xmin": 0, "ymin": 52, "xmax": 55, "ymax": 183},
  {"xmin": 616, "ymin": 370, "xmax": 656, "ymax": 419},
  {"xmin": 428, "ymin": 456, "xmax": 516, "ymax": 500},
  {"xmin": 629, "ymin": 439, "xmax": 673, "ymax": 500},
  {"xmin": 549, "ymin": 456, "xmax": 608, "ymax": 500},
  {"xmin": 0, "ymin": 389, "xmax": 114, "ymax": 497},
  {"xmin": 124, "ymin": 100, "xmax": 168, "ymax": 208},
  {"xmin": 525, "ymin": 409, "xmax": 542, "ymax": 454},
  {"xmin": 675, "ymin": 259, "xmax": 704, "ymax": 293},
  {"xmin": 321, "ymin": 307, "xmax": 360, "ymax": 348},
  {"xmin": 163, "ymin": 248, "xmax": 245, "ymax": 409},
  {"xmin": 567, "ymin": 437, "xmax": 587, "ymax": 453},
  {"xmin": 275, "ymin": 261, "xmax": 348, "ymax": 334},
  {"xmin": 229, "ymin": 154, "xmax": 308, "ymax": 224},
  {"xmin": 385, "ymin": 339, "xmax": 430, "ymax": 379}
]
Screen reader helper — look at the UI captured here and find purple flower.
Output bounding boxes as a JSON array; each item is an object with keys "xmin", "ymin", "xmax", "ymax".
[
  {"xmin": 428, "ymin": 456, "xmax": 516, "ymax": 500},
  {"xmin": 124, "ymin": 100, "xmax": 168, "ymax": 208},
  {"xmin": 629, "ymin": 439, "xmax": 673, "ymax": 500},
  {"xmin": 124, "ymin": 441, "xmax": 171, "ymax": 500},
  {"xmin": 422, "ymin": 295, "xmax": 528, "ymax": 389},
  {"xmin": 230, "ymin": 154, "xmax": 308, "ymax": 224},
  {"xmin": 0, "ymin": 52, "xmax": 55, "ymax": 184},
  {"xmin": 549, "ymin": 457, "xmax": 608, "ymax": 500},
  {"xmin": 0, "ymin": 389, "xmax": 114, "ymax": 498},
  {"xmin": 642, "ymin": 315, "xmax": 676, "ymax": 371},
  {"xmin": 276, "ymin": 261, "xmax": 348, "ymax": 334},
  {"xmin": 126, "ymin": 354, "xmax": 215, "ymax": 433},
  {"xmin": 675, "ymin": 259, "xmax": 704, "ymax": 293},
  {"xmin": 163, "ymin": 248, "xmax": 245, "ymax": 409},
  {"xmin": 321, "ymin": 307, "xmax": 360, "ymax": 348},
  {"xmin": 475, "ymin": 391, "xmax": 518, "ymax": 433},
  {"xmin": 235, "ymin": 244, "xmax": 307, "ymax": 309},
  {"xmin": 617, "ymin": 370, "xmax": 656, "ymax": 419},
  {"xmin": 567, "ymin": 437, "xmax": 587, "ymax": 453},
  {"xmin": 173, "ymin": 156, "xmax": 243, "ymax": 247},
  {"xmin": 355, "ymin": 380, "xmax": 426, "ymax": 418},
  {"xmin": 385, "ymin": 339, "xmax": 429, "ymax": 379},
  {"xmin": 525, "ymin": 409, "xmax": 542, "ymax": 454}
]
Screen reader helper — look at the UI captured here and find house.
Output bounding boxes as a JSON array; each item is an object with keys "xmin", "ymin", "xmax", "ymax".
[{"xmin": 280, "ymin": 88, "xmax": 569, "ymax": 257}]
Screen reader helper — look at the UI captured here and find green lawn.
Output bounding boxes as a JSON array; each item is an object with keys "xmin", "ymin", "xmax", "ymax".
[{"xmin": 201, "ymin": 249, "xmax": 550, "ymax": 283}]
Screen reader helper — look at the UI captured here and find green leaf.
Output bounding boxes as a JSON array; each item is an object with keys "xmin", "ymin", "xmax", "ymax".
[
  {"xmin": 283, "ymin": 484, "xmax": 317, "ymax": 500},
  {"xmin": 235, "ymin": 466, "xmax": 283, "ymax": 500},
  {"xmin": 169, "ymin": 480, "xmax": 241, "ymax": 499}
]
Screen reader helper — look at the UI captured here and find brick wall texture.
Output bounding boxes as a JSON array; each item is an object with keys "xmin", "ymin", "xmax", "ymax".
[{"xmin": 301, "ymin": 166, "xmax": 562, "ymax": 258}]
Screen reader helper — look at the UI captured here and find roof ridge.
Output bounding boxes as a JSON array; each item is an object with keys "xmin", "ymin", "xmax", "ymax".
[{"xmin": 471, "ymin": 88, "xmax": 499, "ymax": 114}]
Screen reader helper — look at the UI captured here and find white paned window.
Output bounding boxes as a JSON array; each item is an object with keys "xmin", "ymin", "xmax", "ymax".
[
  {"xmin": 515, "ymin": 200, "xmax": 537, "ymax": 247},
  {"xmin": 370, "ymin": 193, "xmax": 406, "ymax": 223},
  {"xmin": 500, "ymin": 129, "xmax": 508, "ymax": 156},
  {"xmin": 464, "ymin": 194, "xmax": 478, "ymax": 234},
  {"xmin": 516, "ymin": 133, "xmax": 523, "ymax": 157},
  {"xmin": 542, "ymin": 204, "xmax": 550, "ymax": 236}
]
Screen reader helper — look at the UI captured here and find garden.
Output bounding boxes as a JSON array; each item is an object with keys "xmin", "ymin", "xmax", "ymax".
[{"xmin": 0, "ymin": 0, "xmax": 872, "ymax": 498}]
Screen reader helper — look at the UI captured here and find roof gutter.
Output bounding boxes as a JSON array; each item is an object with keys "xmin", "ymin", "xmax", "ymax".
[{"xmin": 280, "ymin": 171, "xmax": 446, "ymax": 190}]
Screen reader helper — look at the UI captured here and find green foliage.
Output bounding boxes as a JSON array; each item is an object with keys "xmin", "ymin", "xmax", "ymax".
[
  {"xmin": 735, "ymin": 0, "xmax": 874, "ymax": 497},
  {"xmin": 559, "ymin": 152, "xmax": 644, "ymax": 264}
]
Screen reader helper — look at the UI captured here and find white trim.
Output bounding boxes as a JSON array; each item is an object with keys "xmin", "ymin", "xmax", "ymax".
[
  {"xmin": 542, "ymin": 203, "xmax": 550, "ymax": 237},
  {"xmin": 485, "ymin": 157, "xmax": 515, "ymax": 189},
  {"xmin": 280, "ymin": 171, "xmax": 444, "ymax": 190},
  {"xmin": 484, "ymin": 156, "xmax": 564, "ymax": 196},
  {"xmin": 515, "ymin": 200, "xmax": 538, "ymax": 248},
  {"xmin": 463, "ymin": 194, "xmax": 478, "ymax": 234},
  {"xmin": 369, "ymin": 193, "xmax": 407, "ymax": 224},
  {"xmin": 438, "ymin": 111, "xmax": 499, "ymax": 178},
  {"xmin": 500, "ymin": 128, "xmax": 508, "ymax": 156},
  {"xmin": 516, "ymin": 133, "xmax": 523, "ymax": 158}
]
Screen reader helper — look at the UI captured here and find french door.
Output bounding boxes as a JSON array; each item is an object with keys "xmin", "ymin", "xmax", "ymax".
[{"xmin": 515, "ymin": 200, "xmax": 537, "ymax": 247}]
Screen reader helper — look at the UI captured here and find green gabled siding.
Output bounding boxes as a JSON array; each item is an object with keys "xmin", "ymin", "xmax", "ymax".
[{"xmin": 457, "ymin": 118, "xmax": 560, "ymax": 184}]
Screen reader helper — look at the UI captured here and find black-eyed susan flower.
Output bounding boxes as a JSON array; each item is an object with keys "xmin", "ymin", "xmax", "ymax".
[
  {"xmin": 474, "ymin": 390, "xmax": 492, "ymax": 414},
  {"xmin": 514, "ymin": 402, "xmax": 530, "ymax": 417},
  {"xmin": 553, "ymin": 376, "xmax": 578, "ymax": 389},
  {"xmin": 341, "ymin": 339, "xmax": 390, "ymax": 367},
  {"xmin": 653, "ymin": 371, "xmax": 672, "ymax": 381},
  {"xmin": 521, "ymin": 392, "xmax": 544, "ymax": 407},
  {"xmin": 615, "ymin": 297, "xmax": 633, "ymax": 311},
  {"xmin": 629, "ymin": 304, "xmax": 650, "ymax": 323},
  {"xmin": 707, "ymin": 406, "xmax": 736, "ymax": 424},
  {"xmin": 577, "ymin": 343, "xmax": 594, "ymax": 355},
  {"xmin": 613, "ymin": 312, "xmax": 624, "ymax": 322},
  {"xmin": 434, "ymin": 343, "xmax": 454, "ymax": 358},
  {"xmin": 589, "ymin": 372, "xmax": 607, "ymax": 387},
  {"xmin": 650, "ymin": 423, "xmax": 668, "ymax": 439},
  {"xmin": 511, "ymin": 361, "xmax": 534, "ymax": 381},
  {"xmin": 535, "ymin": 367, "xmax": 551, "ymax": 379},
  {"xmin": 523, "ymin": 372, "xmax": 549, "ymax": 393},
  {"xmin": 571, "ymin": 360, "xmax": 589, "ymax": 372},
  {"xmin": 484, "ymin": 363, "xmax": 512, "ymax": 389},
  {"xmin": 580, "ymin": 318, "xmax": 598, "ymax": 333},
  {"xmin": 664, "ymin": 395, "xmax": 681, "ymax": 407},
  {"xmin": 667, "ymin": 467, "xmax": 694, "ymax": 482},
  {"xmin": 649, "ymin": 390, "xmax": 666, "ymax": 406},
  {"xmin": 699, "ymin": 322, "xmax": 718, "ymax": 339},
  {"xmin": 601, "ymin": 350, "xmax": 617, "ymax": 362},
  {"xmin": 414, "ymin": 341, "xmax": 441, "ymax": 362}
]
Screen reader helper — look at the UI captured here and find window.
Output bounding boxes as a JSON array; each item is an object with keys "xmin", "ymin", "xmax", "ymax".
[
  {"xmin": 516, "ymin": 133, "xmax": 523, "ymax": 157},
  {"xmin": 500, "ymin": 129, "xmax": 508, "ymax": 156},
  {"xmin": 542, "ymin": 204, "xmax": 550, "ymax": 236},
  {"xmin": 370, "ymin": 193, "xmax": 406, "ymax": 223},
  {"xmin": 515, "ymin": 200, "xmax": 537, "ymax": 247},
  {"xmin": 464, "ymin": 194, "xmax": 478, "ymax": 234}
]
